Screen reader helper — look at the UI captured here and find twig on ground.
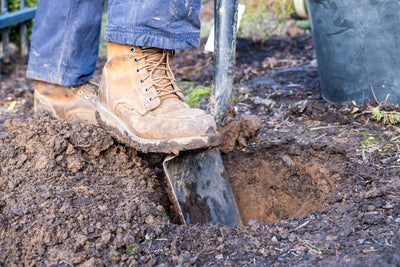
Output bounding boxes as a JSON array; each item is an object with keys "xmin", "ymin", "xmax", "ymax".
[
  {"xmin": 385, "ymin": 238, "xmax": 396, "ymax": 248},
  {"xmin": 304, "ymin": 241, "xmax": 324, "ymax": 254},
  {"xmin": 191, "ymin": 248, "xmax": 206, "ymax": 264},
  {"xmin": 292, "ymin": 220, "xmax": 309, "ymax": 231},
  {"xmin": 309, "ymin": 125, "xmax": 338, "ymax": 131}
]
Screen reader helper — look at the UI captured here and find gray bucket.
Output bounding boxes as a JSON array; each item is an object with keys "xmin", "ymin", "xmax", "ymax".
[{"xmin": 307, "ymin": 0, "xmax": 400, "ymax": 104}]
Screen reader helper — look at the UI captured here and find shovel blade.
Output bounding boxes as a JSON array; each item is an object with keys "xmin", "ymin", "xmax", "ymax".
[{"xmin": 163, "ymin": 148, "xmax": 241, "ymax": 226}]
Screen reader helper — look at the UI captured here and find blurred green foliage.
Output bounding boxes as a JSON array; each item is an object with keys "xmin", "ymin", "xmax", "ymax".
[
  {"xmin": 238, "ymin": 0, "xmax": 295, "ymax": 43},
  {"xmin": 7, "ymin": 0, "xmax": 37, "ymax": 10},
  {"xmin": 6, "ymin": 0, "xmax": 38, "ymax": 43}
]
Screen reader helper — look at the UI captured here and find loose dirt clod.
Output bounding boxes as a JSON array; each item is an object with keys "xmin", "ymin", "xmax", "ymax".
[{"xmin": 218, "ymin": 109, "xmax": 263, "ymax": 153}]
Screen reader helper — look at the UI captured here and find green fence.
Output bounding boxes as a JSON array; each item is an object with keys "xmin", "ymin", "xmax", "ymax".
[{"xmin": 1, "ymin": 0, "xmax": 36, "ymax": 61}]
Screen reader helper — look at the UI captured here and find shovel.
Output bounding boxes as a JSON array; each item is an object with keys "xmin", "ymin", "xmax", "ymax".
[{"xmin": 163, "ymin": 0, "xmax": 241, "ymax": 226}]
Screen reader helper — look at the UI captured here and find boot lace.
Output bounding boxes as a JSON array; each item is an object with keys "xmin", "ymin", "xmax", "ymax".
[{"xmin": 133, "ymin": 48, "xmax": 182, "ymax": 101}]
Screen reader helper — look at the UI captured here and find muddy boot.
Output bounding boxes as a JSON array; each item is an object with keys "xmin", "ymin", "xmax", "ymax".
[
  {"xmin": 34, "ymin": 80, "xmax": 100, "ymax": 126},
  {"xmin": 97, "ymin": 42, "xmax": 221, "ymax": 153}
]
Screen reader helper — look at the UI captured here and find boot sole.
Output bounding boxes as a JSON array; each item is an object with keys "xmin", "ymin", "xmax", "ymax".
[{"xmin": 96, "ymin": 102, "xmax": 222, "ymax": 154}]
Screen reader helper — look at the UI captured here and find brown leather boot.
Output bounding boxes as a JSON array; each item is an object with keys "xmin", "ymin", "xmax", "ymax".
[
  {"xmin": 34, "ymin": 81, "xmax": 100, "ymax": 126},
  {"xmin": 97, "ymin": 42, "xmax": 221, "ymax": 153}
]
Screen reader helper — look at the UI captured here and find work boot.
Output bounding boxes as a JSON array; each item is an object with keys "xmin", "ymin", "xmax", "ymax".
[
  {"xmin": 97, "ymin": 42, "xmax": 220, "ymax": 153},
  {"xmin": 34, "ymin": 80, "xmax": 100, "ymax": 126}
]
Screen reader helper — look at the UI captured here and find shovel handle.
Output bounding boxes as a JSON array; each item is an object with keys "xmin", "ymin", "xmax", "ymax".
[{"xmin": 209, "ymin": 0, "xmax": 239, "ymax": 128}]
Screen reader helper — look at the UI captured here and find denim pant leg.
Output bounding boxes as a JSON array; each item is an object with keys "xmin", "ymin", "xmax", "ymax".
[
  {"xmin": 27, "ymin": 0, "xmax": 201, "ymax": 86},
  {"xmin": 105, "ymin": 0, "xmax": 202, "ymax": 49},
  {"xmin": 26, "ymin": 0, "xmax": 102, "ymax": 87}
]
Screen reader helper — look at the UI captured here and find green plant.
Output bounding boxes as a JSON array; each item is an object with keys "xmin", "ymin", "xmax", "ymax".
[
  {"xmin": 127, "ymin": 245, "xmax": 139, "ymax": 255},
  {"xmin": 368, "ymin": 86, "xmax": 400, "ymax": 124},
  {"xmin": 186, "ymin": 85, "xmax": 211, "ymax": 108},
  {"xmin": 161, "ymin": 211, "xmax": 169, "ymax": 221},
  {"xmin": 231, "ymin": 96, "xmax": 240, "ymax": 103},
  {"xmin": 238, "ymin": 0, "xmax": 295, "ymax": 43},
  {"xmin": 371, "ymin": 106, "xmax": 400, "ymax": 124},
  {"xmin": 177, "ymin": 81, "xmax": 212, "ymax": 108}
]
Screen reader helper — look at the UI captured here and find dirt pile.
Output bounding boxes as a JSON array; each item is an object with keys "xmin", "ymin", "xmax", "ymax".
[{"xmin": 0, "ymin": 114, "xmax": 168, "ymax": 265}]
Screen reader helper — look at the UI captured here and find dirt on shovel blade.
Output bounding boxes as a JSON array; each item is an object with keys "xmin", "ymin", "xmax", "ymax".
[{"xmin": 1, "ymin": 35, "xmax": 400, "ymax": 266}]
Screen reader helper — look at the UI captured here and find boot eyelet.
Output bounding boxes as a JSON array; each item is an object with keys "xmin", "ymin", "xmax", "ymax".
[
  {"xmin": 92, "ymin": 98, "xmax": 97, "ymax": 103},
  {"xmin": 71, "ymin": 86, "xmax": 76, "ymax": 90},
  {"xmin": 85, "ymin": 94, "xmax": 90, "ymax": 99},
  {"xmin": 134, "ymin": 57, "xmax": 139, "ymax": 63},
  {"xmin": 140, "ymin": 79, "xmax": 144, "ymax": 84},
  {"xmin": 136, "ymin": 68, "xmax": 140, "ymax": 73},
  {"xmin": 149, "ymin": 97, "xmax": 153, "ymax": 102},
  {"xmin": 130, "ymin": 47, "xmax": 135, "ymax": 54},
  {"xmin": 144, "ymin": 87, "xmax": 149, "ymax": 93},
  {"xmin": 77, "ymin": 90, "xmax": 83, "ymax": 95}
]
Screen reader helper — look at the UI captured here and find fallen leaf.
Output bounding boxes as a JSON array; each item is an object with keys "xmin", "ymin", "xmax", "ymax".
[
  {"xmin": 350, "ymin": 107, "xmax": 359, "ymax": 114},
  {"xmin": 8, "ymin": 101, "xmax": 17, "ymax": 110}
]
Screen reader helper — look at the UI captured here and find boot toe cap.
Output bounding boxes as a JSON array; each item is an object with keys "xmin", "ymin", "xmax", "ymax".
[{"xmin": 142, "ymin": 109, "xmax": 216, "ymax": 139}]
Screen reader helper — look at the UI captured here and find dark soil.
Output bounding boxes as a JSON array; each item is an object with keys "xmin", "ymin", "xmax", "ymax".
[{"xmin": 1, "ymin": 34, "xmax": 400, "ymax": 266}]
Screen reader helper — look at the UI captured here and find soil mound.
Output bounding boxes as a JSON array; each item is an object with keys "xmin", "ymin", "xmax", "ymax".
[{"xmin": 1, "ymin": 114, "xmax": 167, "ymax": 265}]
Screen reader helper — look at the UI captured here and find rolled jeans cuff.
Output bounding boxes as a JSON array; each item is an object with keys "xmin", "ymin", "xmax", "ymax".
[
  {"xmin": 26, "ymin": 68, "xmax": 94, "ymax": 87},
  {"xmin": 105, "ymin": 27, "xmax": 200, "ymax": 50}
]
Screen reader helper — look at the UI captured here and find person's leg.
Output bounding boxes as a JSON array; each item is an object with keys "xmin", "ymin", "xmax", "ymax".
[
  {"xmin": 27, "ymin": 0, "xmax": 103, "ymax": 125},
  {"xmin": 97, "ymin": 0, "xmax": 220, "ymax": 153},
  {"xmin": 27, "ymin": 0, "xmax": 102, "ymax": 86},
  {"xmin": 105, "ymin": 0, "xmax": 201, "ymax": 49}
]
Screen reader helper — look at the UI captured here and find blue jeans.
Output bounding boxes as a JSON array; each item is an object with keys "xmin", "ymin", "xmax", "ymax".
[{"xmin": 26, "ymin": 0, "xmax": 202, "ymax": 86}]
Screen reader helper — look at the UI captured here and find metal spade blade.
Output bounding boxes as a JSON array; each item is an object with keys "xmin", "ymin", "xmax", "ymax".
[{"xmin": 163, "ymin": 148, "xmax": 241, "ymax": 225}]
